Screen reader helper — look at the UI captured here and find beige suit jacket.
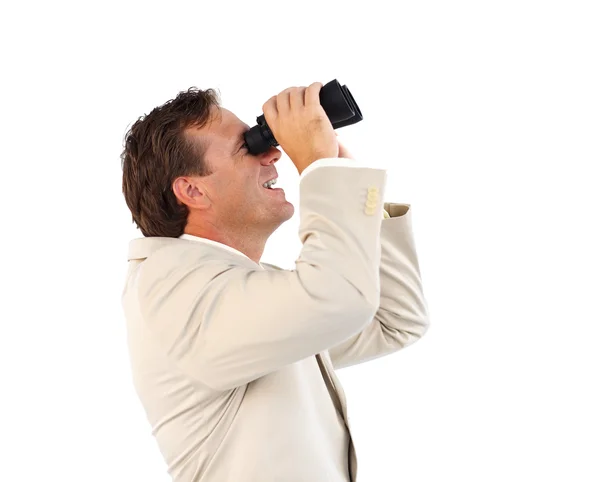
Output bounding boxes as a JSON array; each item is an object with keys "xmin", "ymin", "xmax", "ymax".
[{"xmin": 121, "ymin": 161, "xmax": 429, "ymax": 481}]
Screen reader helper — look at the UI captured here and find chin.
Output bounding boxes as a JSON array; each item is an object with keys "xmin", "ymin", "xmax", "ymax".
[
  {"xmin": 269, "ymin": 203, "xmax": 294, "ymax": 227},
  {"xmin": 281, "ymin": 201, "xmax": 295, "ymax": 219}
]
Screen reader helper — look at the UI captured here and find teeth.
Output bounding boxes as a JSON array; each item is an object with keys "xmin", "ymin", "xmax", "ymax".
[{"xmin": 263, "ymin": 178, "xmax": 277, "ymax": 188}]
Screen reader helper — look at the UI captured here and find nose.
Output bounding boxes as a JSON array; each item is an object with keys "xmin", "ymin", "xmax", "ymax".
[{"xmin": 259, "ymin": 145, "xmax": 282, "ymax": 166}]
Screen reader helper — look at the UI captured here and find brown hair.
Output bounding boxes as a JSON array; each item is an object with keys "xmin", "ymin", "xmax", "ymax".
[{"xmin": 121, "ymin": 87, "xmax": 221, "ymax": 237}]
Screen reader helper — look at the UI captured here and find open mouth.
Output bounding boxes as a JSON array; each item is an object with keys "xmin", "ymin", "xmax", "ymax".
[{"xmin": 262, "ymin": 178, "xmax": 278, "ymax": 190}]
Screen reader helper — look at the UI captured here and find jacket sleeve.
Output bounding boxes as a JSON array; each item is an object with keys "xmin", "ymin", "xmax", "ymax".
[
  {"xmin": 328, "ymin": 203, "xmax": 430, "ymax": 370},
  {"xmin": 135, "ymin": 162, "xmax": 387, "ymax": 391}
]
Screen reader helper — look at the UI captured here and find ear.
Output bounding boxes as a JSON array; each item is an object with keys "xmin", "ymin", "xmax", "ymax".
[{"xmin": 172, "ymin": 176, "xmax": 211, "ymax": 209}]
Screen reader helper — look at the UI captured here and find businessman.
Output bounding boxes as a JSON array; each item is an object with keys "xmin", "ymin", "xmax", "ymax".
[{"xmin": 121, "ymin": 82, "xmax": 429, "ymax": 481}]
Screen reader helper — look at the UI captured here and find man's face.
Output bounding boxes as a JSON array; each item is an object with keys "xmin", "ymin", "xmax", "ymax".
[{"xmin": 184, "ymin": 106, "xmax": 294, "ymax": 234}]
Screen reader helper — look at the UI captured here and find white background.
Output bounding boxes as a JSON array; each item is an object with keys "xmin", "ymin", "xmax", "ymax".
[{"xmin": 1, "ymin": 1, "xmax": 599, "ymax": 480}]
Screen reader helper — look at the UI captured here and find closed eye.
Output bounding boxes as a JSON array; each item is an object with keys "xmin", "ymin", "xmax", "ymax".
[
  {"xmin": 236, "ymin": 127, "xmax": 250, "ymax": 154},
  {"xmin": 233, "ymin": 139, "xmax": 247, "ymax": 156}
]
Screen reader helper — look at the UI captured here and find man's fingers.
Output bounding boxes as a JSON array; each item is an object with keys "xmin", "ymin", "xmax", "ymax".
[
  {"xmin": 290, "ymin": 87, "xmax": 305, "ymax": 110},
  {"xmin": 262, "ymin": 95, "xmax": 278, "ymax": 122},
  {"xmin": 304, "ymin": 82, "xmax": 323, "ymax": 106},
  {"xmin": 277, "ymin": 88, "xmax": 293, "ymax": 113}
]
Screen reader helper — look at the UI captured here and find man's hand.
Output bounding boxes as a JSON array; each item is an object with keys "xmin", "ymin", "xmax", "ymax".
[{"xmin": 262, "ymin": 83, "xmax": 338, "ymax": 175}]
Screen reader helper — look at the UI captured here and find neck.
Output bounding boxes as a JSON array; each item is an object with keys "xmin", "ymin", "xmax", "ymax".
[{"xmin": 183, "ymin": 223, "xmax": 268, "ymax": 265}]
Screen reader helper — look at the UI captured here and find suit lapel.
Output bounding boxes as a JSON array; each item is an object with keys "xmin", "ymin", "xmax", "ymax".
[
  {"xmin": 316, "ymin": 352, "xmax": 348, "ymax": 420},
  {"xmin": 315, "ymin": 353, "xmax": 344, "ymax": 416},
  {"xmin": 316, "ymin": 352, "xmax": 358, "ymax": 481}
]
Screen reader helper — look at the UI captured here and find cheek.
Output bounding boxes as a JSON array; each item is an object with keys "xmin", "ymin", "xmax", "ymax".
[
  {"xmin": 241, "ymin": 172, "xmax": 258, "ymax": 190},
  {"xmin": 215, "ymin": 169, "xmax": 258, "ymax": 199},
  {"xmin": 229, "ymin": 177, "xmax": 256, "ymax": 198}
]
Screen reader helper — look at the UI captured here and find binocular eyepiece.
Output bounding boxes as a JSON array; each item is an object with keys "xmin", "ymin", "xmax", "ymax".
[{"xmin": 243, "ymin": 79, "xmax": 363, "ymax": 155}]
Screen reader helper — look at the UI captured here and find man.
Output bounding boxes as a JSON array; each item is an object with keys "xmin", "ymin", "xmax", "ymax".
[{"xmin": 121, "ymin": 82, "xmax": 429, "ymax": 481}]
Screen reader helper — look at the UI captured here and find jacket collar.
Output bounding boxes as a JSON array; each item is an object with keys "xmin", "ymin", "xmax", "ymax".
[
  {"xmin": 179, "ymin": 234, "xmax": 253, "ymax": 261},
  {"xmin": 127, "ymin": 234, "xmax": 264, "ymax": 268}
]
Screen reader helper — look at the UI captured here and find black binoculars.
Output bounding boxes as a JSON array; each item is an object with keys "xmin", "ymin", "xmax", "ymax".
[{"xmin": 243, "ymin": 79, "xmax": 363, "ymax": 155}]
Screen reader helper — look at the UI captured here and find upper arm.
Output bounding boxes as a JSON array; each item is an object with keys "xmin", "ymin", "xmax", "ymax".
[{"xmin": 137, "ymin": 257, "xmax": 377, "ymax": 391}]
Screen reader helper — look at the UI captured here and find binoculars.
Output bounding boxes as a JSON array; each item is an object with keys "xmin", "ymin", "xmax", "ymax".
[{"xmin": 243, "ymin": 79, "xmax": 363, "ymax": 155}]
